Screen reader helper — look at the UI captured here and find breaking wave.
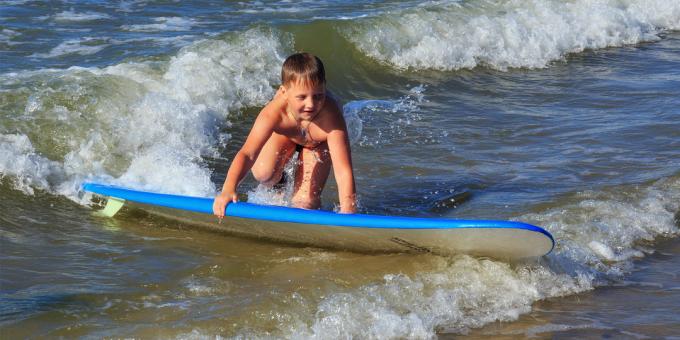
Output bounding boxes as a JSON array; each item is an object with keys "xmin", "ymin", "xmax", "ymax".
[{"xmin": 344, "ymin": 0, "xmax": 680, "ymax": 71}]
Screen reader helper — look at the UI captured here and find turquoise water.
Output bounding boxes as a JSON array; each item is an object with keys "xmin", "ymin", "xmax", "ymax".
[{"xmin": 1, "ymin": 0, "xmax": 679, "ymax": 338}]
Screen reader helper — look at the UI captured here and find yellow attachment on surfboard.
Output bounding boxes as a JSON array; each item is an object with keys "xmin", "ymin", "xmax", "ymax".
[{"xmin": 95, "ymin": 196, "xmax": 125, "ymax": 217}]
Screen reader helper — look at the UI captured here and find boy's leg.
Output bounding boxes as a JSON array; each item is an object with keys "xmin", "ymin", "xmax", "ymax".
[
  {"xmin": 251, "ymin": 132, "xmax": 297, "ymax": 186},
  {"xmin": 292, "ymin": 142, "xmax": 331, "ymax": 209}
]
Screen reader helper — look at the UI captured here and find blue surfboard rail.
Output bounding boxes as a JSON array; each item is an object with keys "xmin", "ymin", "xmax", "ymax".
[{"xmin": 82, "ymin": 182, "xmax": 555, "ymax": 251}]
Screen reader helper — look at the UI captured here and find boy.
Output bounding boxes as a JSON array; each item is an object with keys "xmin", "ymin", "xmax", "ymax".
[{"xmin": 213, "ymin": 53, "xmax": 357, "ymax": 217}]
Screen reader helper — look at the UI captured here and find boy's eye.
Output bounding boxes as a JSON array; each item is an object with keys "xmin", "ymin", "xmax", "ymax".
[{"xmin": 313, "ymin": 94, "xmax": 325, "ymax": 100}]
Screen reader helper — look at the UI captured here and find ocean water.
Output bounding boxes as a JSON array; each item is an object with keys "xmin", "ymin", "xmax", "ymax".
[{"xmin": 1, "ymin": 0, "xmax": 679, "ymax": 338}]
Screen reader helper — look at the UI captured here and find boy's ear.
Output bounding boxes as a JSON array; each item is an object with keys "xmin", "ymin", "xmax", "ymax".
[
  {"xmin": 278, "ymin": 85, "xmax": 288, "ymax": 99},
  {"xmin": 274, "ymin": 85, "xmax": 288, "ymax": 99}
]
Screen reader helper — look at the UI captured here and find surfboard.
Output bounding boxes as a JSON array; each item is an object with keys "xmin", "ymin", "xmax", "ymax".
[{"xmin": 82, "ymin": 183, "xmax": 554, "ymax": 259}]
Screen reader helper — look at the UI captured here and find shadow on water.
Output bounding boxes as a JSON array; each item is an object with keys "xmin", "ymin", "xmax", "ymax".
[
  {"xmin": 343, "ymin": 178, "xmax": 479, "ymax": 217},
  {"xmin": 427, "ymin": 190, "xmax": 473, "ymax": 215},
  {"xmin": 0, "ymin": 292, "xmax": 106, "ymax": 324}
]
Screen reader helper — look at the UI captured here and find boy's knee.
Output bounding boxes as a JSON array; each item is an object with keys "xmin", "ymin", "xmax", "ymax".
[{"xmin": 252, "ymin": 168, "xmax": 280, "ymax": 186}]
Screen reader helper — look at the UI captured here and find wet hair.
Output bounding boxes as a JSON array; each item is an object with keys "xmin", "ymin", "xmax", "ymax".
[{"xmin": 281, "ymin": 52, "xmax": 326, "ymax": 88}]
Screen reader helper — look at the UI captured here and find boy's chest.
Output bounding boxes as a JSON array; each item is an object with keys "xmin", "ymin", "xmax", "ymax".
[{"xmin": 278, "ymin": 120, "xmax": 326, "ymax": 144}]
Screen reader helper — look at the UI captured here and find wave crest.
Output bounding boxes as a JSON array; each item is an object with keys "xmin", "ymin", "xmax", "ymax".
[{"xmin": 345, "ymin": 0, "xmax": 680, "ymax": 71}]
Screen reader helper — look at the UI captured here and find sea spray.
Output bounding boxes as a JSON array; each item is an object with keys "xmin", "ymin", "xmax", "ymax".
[{"xmin": 343, "ymin": 85, "xmax": 426, "ymax": 148}]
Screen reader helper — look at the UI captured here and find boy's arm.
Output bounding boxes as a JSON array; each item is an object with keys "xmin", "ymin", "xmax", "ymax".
[
  {"xmin": 326, "ymin": 108, "xmax": 357, "ymax": 214},
  {"xmin": 213, "ymin": 105, "xmax": 280, "ymax": 217}
]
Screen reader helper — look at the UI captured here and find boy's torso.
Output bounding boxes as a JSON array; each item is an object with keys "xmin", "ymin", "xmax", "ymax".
[{"xmin": 273, "ymin": 92, "xmax": 341, "ymax": 147}]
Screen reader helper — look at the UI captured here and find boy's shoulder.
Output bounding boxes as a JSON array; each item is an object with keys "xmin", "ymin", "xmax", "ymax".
[
  {"xmin": 323, "ymin": 91, "xmax": 343, "ymax": 116},
  {"xmin": 317, "ymin": 93, "xmax": 345, "ymax": 128},
  {"xmin": 259, "ymin": 94, "xmax": 287, "ymax": 120}
]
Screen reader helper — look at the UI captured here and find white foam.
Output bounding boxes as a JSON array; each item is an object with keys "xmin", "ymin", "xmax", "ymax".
[
  {"xmin": 520, "ymin": 322, "xmax": 615, "ymax": 337},
  {"xmin": 116, "ymin": 0, "xmax": 146, "ymax": 13},
  {"xmin": 32, "ymin": 38, "xmax": 108, "ymax": 58},
  {"xmin": 161, "ymin": 30, "xmax": 285, "ymax": 113},
  {"xmin": 346, "ymin": 0, "xmax": 680, "ymax": 71},
  {"xmin": 0, "ymin": 134, "xmax": 65, "ymax": 195},
  {"xmin": 53, "ymin": 10, "xmax": 112, "ymax": 23},
  {"xmin": 588, "ymin": 240, "xmax": 644, "ymax": 262},
  {"xmin": 0, "ymin": 0, "xmax": 31, "ymax": 4},
  {"xmin": 121, "ymin": 17, "xmax": 196, "ymax": 32},
  {"xmin": 182, "ymin": 275, "xmax": 231, "ymax": 297},
  {"xmin": 522, "ymin": 179, "xmax": 680, "ymax": 277},
  {"xmin": 121, "ymin": 35, "xmax": 198, "ymax": 48},
  {"xmin": 235, "ymin": 1, "xmax": 324, "ymax": 14},
  {"xmin": 234, "ymin": 256, "xmax": 593, "ymax": 339},
  {"xmin": 0, "ymin": 29, "xmax": 21, "ymax": 46},
  {"xmin": 176, "ymin": 329, "xmax": 226, "ymax": 340},
  {"xmin": 274, "ymin": 249, "xmax": 339, "ymax": 264}
]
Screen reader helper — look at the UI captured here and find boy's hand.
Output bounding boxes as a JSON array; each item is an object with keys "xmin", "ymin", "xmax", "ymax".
[{"xmin": 213, "ymin": 191, "xmax": 238, "ymax": 218}]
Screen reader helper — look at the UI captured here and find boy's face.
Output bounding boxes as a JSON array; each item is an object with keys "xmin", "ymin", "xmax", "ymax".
[{"xmin": 283, "ymin": 81, "xmax": 326, "ymax": 121}]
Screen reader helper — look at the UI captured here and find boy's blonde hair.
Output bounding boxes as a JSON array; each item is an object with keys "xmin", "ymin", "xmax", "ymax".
[{"xmin": 281, "ymin": 53, "xmax": 325, "ymax": 88}]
